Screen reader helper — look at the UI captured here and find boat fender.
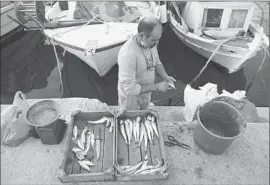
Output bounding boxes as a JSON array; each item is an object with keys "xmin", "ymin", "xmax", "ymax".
[{"xmin": 159, "ymin": 1, "xmax": 167, "ymax": 24}]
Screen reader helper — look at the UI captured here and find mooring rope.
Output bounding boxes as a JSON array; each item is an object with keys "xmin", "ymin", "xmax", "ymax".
[{"xmin": 153, "ymin": 34, "xmax": 238, "ymax": 105}]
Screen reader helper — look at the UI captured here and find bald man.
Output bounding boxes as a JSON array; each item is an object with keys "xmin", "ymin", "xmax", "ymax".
[{"xmin": 117, "ymin": 17, "xmax": 176, "ymax": 111}]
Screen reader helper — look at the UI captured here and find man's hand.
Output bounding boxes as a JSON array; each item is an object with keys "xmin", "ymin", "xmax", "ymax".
[
  {"xmin": 164, "ymin": 76, "xmax": 176, "ymax": 89},
  {"xmin": 156, "ymin": 81, "xmax": 170, "ymax": 92}
]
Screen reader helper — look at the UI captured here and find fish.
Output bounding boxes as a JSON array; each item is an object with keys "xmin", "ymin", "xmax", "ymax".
[
  {"xmin": 77, "ymin": 139, "xmax": 84, "ymax": 150},
  {"xmin": 80, "ymin": 127, "xmax": 88, "ymax": 146},
  {"xmin": 151, "ymin": 116, "xmax": 159, "ymax": 138},
  {"xmin": 120, "ymin": 120, "xmax": 128, "ymax": 144},
  {"xmin": 88, "ymin": 116, "xmax": 109, "ymax": 124},
  {"xmin": 72, "ymin": 147, "xmax": 82, "ymax": 153},
  {"xmin": 109, "ymin": 118, "xmax": 114, "ymax": 133},
  {"xmin": 78, "ymin": 161, "xmax": 90, "ymax": 171},
  {"xmin": 168, "ymin": 81, "xmax": 175, "ymax": 89},
  {"xmin": 134, "ymin": 160, "xmax": 149, "ymax": 174},
  {"xmin": 135, "ymin": 116, "xmax": 141, "ymax": 141},
  {"xmin": 128, "ymin": 119, "xmax": 133, "ymax": 142},
  {"xmin": 81, "ymin": 160, "xmax": 95, "ymax": 166},
  {"xmin": 124, "ymin": 119, "xmax": 131, "ymax": 144},
  {"xmin": 146, "ymin": 116, "xmax": 154, "ymax": 140},
  {"xmin": 139, "ymin": 122, "xmax": 148, "ymax": 151},
  {"xmin": 73, "ymin": 125, "xmax": 78, "ymax": 140},
  {"xmin": 144, "ymin": 119, "xmax": 153, "ymax": 143},
  {"xmin": 76, "ymin": 151, "xmax": 85, "ymax": 160},
  {"xmin": 124, "ymin": 161, "xmax": 144, "ymax": 174},
  {"xmin": 96, "ymin": 139, "xmax": 100, "ymax": 161},
  {"xmin": 82, "ymin": 132, "xmax": 92, "ymax": 156},
  {"xmin": 89, "ymin": 132, "xmax": 95, "ymax": 148},
  {"xmin": 132, "ymin": 119, "xmax": 137, "ymax": 141},
  {"xmin": 106, "ymin": 117, "xmax": 112, "ymax": 127},
  {"xmin": 139, "ymin": 162, "xmax": 169, "ymax": 174}
]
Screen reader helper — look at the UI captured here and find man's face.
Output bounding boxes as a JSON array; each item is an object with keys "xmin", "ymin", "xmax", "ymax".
[{"xmin": 141, "ymin": 25, "xmax": 163, "ymax": 48}]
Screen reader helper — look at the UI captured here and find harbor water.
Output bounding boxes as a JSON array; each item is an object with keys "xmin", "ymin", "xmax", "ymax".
[{"xmin": 1, "ymin": 3, "xmax": 269, "ymax": 107}]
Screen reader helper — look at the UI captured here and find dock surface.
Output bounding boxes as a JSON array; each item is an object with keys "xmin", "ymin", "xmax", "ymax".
[{"xmin": 1, "ymin": 98, "xmax": 269, "ymax": 185}]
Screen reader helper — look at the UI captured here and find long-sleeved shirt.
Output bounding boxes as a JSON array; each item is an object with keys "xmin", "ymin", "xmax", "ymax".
[{"xmin": 117, "ymin": 36, "xmax": 161, "ymax": 110}]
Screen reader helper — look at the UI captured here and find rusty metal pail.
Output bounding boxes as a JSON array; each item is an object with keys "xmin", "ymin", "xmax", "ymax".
[{"xmin": 193, "ymin": 99, "xmax": 247, "ymax": 154}]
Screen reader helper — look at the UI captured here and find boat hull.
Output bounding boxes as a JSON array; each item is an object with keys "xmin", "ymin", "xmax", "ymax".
[
  {"xmin": 61, "ymin": 42, "xmax": 123, "ymax": 77},
  {"xmin": 1, "ymin": 3, "xmax": 21, "ymax": 40},
  {"xmin": 168, "ymin": 11, "xmax": 265, "ymax": 74}
]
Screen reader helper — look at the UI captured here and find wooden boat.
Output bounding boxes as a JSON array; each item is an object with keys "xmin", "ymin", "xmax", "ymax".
[
  {"xmin": 1, "ymin": 1, "xmax": 23, "ymax": 42},
  {"xmin": 13, "ymin": 1, "xmax": 161, "ymax": 77},
  {"xmin": 167, "ymin": 2, "xmax": 269, "ymax": 74}
]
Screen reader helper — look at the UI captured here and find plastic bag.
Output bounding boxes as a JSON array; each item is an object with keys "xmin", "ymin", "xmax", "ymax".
[
  {"xmin": 1, "ymin": 91, "xmax": 32, "ymax": 147},
  {"xmin": 183, "ymin": 83, "xmax": 219, "ymax": 122}
]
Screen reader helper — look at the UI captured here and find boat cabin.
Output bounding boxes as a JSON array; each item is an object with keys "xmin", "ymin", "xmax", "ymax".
[{"xmin": 179, "ymin": 2, "xmax": 255, "ymax": 38}]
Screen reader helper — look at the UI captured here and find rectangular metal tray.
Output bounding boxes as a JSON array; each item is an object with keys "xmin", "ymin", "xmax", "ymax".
[
  {"xmin": 59, "ymin": 110, "xmax": 116, "ymax": 183},
  {"xmin": 114, "ymin": 110, "xmax": 168, "ymax": 181}
]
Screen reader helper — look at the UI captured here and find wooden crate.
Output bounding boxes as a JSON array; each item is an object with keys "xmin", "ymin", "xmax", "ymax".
[
  {"xmin": 115, "ymin": 110, "xmax": 169, "ymax": 181},
  {"xmin": 59, "ymin": 110, "xmax": 115, "ymax": 183}
]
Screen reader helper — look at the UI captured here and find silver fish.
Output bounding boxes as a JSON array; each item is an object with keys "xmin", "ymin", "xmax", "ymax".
[
  {"xmin": 125, "ymin": 161, "xmax": 144, "ymax": 174},
  {"xmin": 73, "ymin": 125, "xmax": 78, "ymax": 140},
  {"xmin": 132, "ymin": 119, "xmax": 137, "ymax": 141},
  {"xmin": 80, "ymin": 127, "xmax": 88, "ymax": 146},
  {"xmin": 151, "ymin": 116, "xmax": 159, "ymax": 138},
  {"xmin": 77, "ymin": 139, "xmax": 84, "ymax": 150},
  {"xmin": 134, "ymin": 160, "xmax": 149, "ymax": 174},
  {"xmin": 144, "ymin": 119, "xmax": 153, "ymax": 143},
  {"xmin": 90, "ymin": 132, "xmax": 95, "ymax": 148},
  {"xmin": 120, "ymin": 120, "xmax": 128, "ymax": 144},
  {"xmin": 106, "ymin": 117, "xmax": 112, "ymax": 127},
  {"xmin": 135, "ymin": 116, "xmax": 141, "ymax": 141},
  {"xmin": 128, "ymin": 119, "xmax": 133, "ymax": 142},
  {"xmin": 88, "ymin": 116, "xmax": 109, "ymax": 124},
  {"xmin": 139, "ymin": 162, "xmax": 169, "ymax": 174},
  {"xmin": 78, "ymin": 161, "xmax": 90, "ymax": 171},
  {"xmin": 72, "ymin": 147, "xmax": 82, "ymax": 153},
  {"xmin": 109, "ymin": 118, "xmax": 114, "ymax": 133},
  {"xmin": 124, "ymin": 120, "xmax": 131, "ymax": 144},
  {"xmin": 139, "ymin": 122, "xmax": 148, "ymax": 151},
  {"xmin": 81, "ymin": 160, "xmax": 95, "ymax": 166},
  {"xmin": 82, "ymin": 132, "xmax": 91, "ymax": 156},
  {"xmin": 76, "ymin": 151, "xmax": 85, "ymax": 160}
]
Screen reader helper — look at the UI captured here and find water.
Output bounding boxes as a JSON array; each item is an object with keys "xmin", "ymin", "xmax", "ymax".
[{"xmin": 1, "ymin": 7, "xmax": 269, "ymax": 107}]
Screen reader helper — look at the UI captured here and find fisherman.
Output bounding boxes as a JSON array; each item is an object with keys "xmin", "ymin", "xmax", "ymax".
[{"xmin": 117, "ymin": 16, "xmax": 176, "ymax": 111}]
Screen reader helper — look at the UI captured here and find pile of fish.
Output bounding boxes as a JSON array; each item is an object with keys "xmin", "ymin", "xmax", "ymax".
[
  {"xmin": 88, "ymin": 116, "xmax": 115, "ymax": 133},
  {"xmin": 70, "ymin": 116, "xmax": 114, "ymax": 172},
  {"xmin": 115, "ymin": 156, "xmax": 168, "ymax": 175},
  {"xmin": 119, "ymin": 115, "xmax": 159, "ymax": 151}
]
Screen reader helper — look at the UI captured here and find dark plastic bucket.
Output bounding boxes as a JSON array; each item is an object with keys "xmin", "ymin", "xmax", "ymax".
[
  {"xmin": 25, "ymin": 100, "xmax": 66, "ymax": 145},
  {"xmin": 193, "ymin": 100, "xmax": 247, "ymax": 154}
]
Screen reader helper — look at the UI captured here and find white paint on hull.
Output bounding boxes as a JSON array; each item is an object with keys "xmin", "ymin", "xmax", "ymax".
[{"xmin": 1, "ymin": 3, "xmax": 20, "ymax": 37}]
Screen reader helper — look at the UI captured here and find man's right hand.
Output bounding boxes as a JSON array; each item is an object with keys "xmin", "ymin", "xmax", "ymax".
[{"xmin": 156, "ymin": 81, "xmax": 170, "ymax": 92}]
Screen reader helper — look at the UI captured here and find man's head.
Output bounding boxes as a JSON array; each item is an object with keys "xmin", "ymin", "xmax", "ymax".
[{"xmin": 137, "ymin": 17, "xmax": 163, "ymax": 48}]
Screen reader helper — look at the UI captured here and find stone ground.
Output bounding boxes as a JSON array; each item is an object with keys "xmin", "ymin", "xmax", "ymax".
[{"xmin": 1, "ymin": 98, "xmax": 269, "ymax": 185}]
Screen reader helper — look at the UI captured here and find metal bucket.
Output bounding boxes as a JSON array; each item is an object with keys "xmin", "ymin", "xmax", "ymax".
[{"xmin": 193, "ymin": 99, "xmax": 247, "ymax": 154}]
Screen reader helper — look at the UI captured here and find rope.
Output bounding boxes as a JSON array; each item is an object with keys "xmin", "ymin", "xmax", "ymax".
[
  {"xmin": 153, "ymin": 34, "xmax": 238, "ymax": 105},
  {"xmin": 245, "ymin": 45, "xmax": 269, "ymax": 93}
]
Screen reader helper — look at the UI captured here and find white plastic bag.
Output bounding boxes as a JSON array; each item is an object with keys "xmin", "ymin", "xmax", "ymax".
[
  {"xmin": 1, "ymin": 91, "xmax": 32, "ymax": 147},
  {"xmin": 183, "ymin": 83, "xmax": 219, "ymax": 122}
]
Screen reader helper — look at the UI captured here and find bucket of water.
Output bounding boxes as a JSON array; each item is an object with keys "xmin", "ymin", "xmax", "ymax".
[{"xmin": 193, "ymin": 99, "xmax": 247, "ymax": 154}]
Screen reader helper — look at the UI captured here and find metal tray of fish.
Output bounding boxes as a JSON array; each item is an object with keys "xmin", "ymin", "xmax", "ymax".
[
  {"xmin": 114, "ymin": 110, "xmax": 169, "ymax": 181},
  {"xmin": 59, "ymin": 110, "xmax": 116, "ymax": 183}
]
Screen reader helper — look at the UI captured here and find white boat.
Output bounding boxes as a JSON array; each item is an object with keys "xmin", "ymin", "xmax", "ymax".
[
  {"xmin": 167, "ymin": 2, "xmax": 269, "ymax": 74},
  {"xmin": 14, "ymin": 1, "xmax": 162, "ymax": 77},
  {"xmin": 1, "ymin": 1, "xmax": 22, "ymax": 41}
]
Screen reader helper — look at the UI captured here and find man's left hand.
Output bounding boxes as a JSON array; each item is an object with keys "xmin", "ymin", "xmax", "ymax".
[{"xmin": 165, "ymin": 76, "xmax": 176, "ymax": 89}]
